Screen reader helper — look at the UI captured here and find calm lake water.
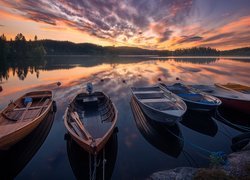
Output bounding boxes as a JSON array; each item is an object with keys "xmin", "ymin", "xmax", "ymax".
[{"xmin": 0, "ymin": 56, "xmax": 250, "ymax": 179}]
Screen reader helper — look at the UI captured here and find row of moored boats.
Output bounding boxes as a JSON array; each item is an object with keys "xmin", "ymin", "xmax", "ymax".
[
  {"xmin": 132, "ymin": 82, "xmax": 250, "ymax": 125},
  {"xmin": 0, "ymin": 82, "xmax": 249, "ymax": 155}
]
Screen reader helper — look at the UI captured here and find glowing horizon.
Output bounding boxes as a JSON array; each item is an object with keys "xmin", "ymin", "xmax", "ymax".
[{"xmin": 0, "ymin": 0, "xmax": 250, "ymax": 50}]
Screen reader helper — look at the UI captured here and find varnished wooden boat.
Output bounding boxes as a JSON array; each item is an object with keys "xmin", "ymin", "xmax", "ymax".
[
  {"xmin": 215, "ymin": 83, "xmax": 250, "ymax": 94},
  {"xmin": 64, "ymin": 91, "xmax": 118, "ymax": 154},
  {"xmin": 131, "ymin": 85, "xmax": 187, "ymax": 125},
  {"xmin": 0, "ymin": 91, "xmax": 53, "ymax": 150}
]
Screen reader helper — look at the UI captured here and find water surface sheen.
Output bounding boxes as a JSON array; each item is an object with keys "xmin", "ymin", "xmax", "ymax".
[{"xmin": 0, "ymin": 56, "xmax": 250, "ymax": 179}]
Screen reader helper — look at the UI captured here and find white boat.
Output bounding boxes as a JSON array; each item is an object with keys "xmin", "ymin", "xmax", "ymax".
[{"xmin": 131, "ymin": 85, "xmax": 187, "ymax": 125}]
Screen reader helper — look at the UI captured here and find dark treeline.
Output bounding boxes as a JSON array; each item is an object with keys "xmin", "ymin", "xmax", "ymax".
[
  {"xmin": 0, "ymin": 33, "xmax": 46, "ymax": 60},
  {"xmin": 220, "ymin": 47, "xmax": 250, "ymax": 56},
  {"xmin": 1, "ymin": 33, "xmax": 250, "ymax": 59},
  {"xmin": 34, "ymin": 40, "xmax": 250, "ymax": 56},
  {"xmin": 40, "ymin": 40, "xmax": 171, "ymax": 55}
]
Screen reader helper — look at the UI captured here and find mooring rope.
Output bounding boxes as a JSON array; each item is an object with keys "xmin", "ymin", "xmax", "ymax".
[
  {"xmin": 102, "ymin": 147, "xmax": 107, "ymax": 180},
  {"xmin": 89, "ymin": 152, "xmax": 92, "ymax": 180},
  {"xmin": 91, "ymin": 153, "xmax": 97, "ymax": 180}
]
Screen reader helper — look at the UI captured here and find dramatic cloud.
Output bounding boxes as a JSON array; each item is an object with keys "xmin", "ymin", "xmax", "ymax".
[{"xmin": 0, "ymin": 0, "xmax": 250, "ymax": 49}]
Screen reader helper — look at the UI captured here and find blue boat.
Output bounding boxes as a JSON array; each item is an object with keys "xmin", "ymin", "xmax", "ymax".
[{"xmin": 159, "ymin": 83, "xmax": 221, "ymax": 111}]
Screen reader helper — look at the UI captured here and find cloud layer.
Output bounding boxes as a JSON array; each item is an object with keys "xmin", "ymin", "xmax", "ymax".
[{"xmin": 0, "ymin": 0, "xmax": 250, "ymax": 50}]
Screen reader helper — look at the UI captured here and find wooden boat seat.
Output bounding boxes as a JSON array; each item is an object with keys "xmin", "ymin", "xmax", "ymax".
[
  {"xmin": 21, "ymin": 99, "xmax": 50, "ymax": 121},
  {"xmin": 133, "ymin": 90, "xmax": 162, "ymax": 94},
  {"xmin": 24, "ymin": 94, "xmax": 51, "ymax": 99},
  {"xmin": 13, "ymin": 105, "xmax": 49, "ymax": 111},
  {"xmin": 83, "ymin": 96, "xmax": 98, "ymax": 103},
  {"xmin": 135, "ymin": 93, "xmax": 165, "ymax": 99},
  {"xmin": 141, "ymin": 98, "xmax": 171, "ymax": 103}
]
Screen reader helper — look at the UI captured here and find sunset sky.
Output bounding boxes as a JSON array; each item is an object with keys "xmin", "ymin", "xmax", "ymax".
[{"xmin": 0, "ymin": 0, "xmax": 250, "ymax": 50}]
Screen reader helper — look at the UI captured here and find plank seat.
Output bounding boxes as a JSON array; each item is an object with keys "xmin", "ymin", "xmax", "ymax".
[
  {"xmin": 24, "ymin": 94, "xmax": 51, "ymax": 99},
  {"xmin": 141, "ymin": 98, "xmax": 171, "ymax": 103},
  {"xmin": 133, "ymin": 90, "xmax": 162, "ymax": 94},
  {"xmin": 13, "ymin": 105, "xmax": 49, "ymax": 111}
]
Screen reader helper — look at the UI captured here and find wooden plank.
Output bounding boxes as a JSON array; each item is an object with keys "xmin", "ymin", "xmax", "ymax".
[
  {"xmin": 70, "ymin": 122, "xmax": 84, "ymax": 138},
  {"xmin": 133, "ymin": 90, "xmax": 162, "ymax": 94},
  {"xmin": 24, "ymin": 94, "xmax": 51, "ymax": 99},
  {"xmin": 13, "ymin": 105, "xmax": 49, "ymax": 111},
  {"xmin": 70, "ymin": 112, "xmax": 92, "ymax": 140},
  {"xmin": 141, "ymin": 98, "xmax": 170, "ymax": 103},
  {"xmin": 32, "ymin": 99, "xmax": 50, "ymax": 118},
  {"xmin": 20, "ymin": 102, "xmax": 32, "ymax": 121}
]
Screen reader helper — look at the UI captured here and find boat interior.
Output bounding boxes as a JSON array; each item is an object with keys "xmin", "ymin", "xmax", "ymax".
[
  {"xmin": 220, "ymin": 83, "xmax": 250, "ymax": 94},
  {"xmin": 164, "ymin": 83, "xmax": 217, "ymax": 104},
  {"xmin": 67, "ymin": 92, "xmax": 116, "ymax": 139},
  {"xmin": 132, "ymin": 86, "xmax": 184, "ymax": 111},
  {"xmin": 0, "ymin": 91, "xmax": 52, "ymax": 125}
]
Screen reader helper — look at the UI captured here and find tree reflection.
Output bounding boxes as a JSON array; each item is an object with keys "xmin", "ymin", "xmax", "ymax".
[{"xmin": 0, "ymin": 57, "xmax": 45, "ymax": 81}]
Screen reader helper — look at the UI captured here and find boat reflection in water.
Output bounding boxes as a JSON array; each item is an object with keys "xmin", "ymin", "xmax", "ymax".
[
  {"xmin": 130, "ymin": 97, "xmax": 183, "ymax": 158},
  {"xmin": 66, "ymin": 130, "xmax": 118, "ymax": 180},
  {"xmin": 181, "ymin": 110, "xmax": 218, "ymax": 137},
  {"xmin": 215, "ymin": 106, "xmax": 250, "ymax": 132},
  {"xmin": 0, "ymin": 112, "xmax": 55, "ymax": 179}
]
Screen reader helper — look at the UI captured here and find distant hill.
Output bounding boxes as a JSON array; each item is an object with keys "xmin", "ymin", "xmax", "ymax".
[
  {"xmin": 40, "ymin": 40, "xmax": 171, "ymax": 55},
  {"xmin": 39, "ymin": 40, "xmax": 250, "ymax": 56},
  {"xmin": 220, "ymin": 47, "xmax": 250, "ymax": 56}
]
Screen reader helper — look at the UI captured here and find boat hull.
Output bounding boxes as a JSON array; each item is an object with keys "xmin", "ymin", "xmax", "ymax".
[
  {"xmin": 183, "ymin": 100, "xmax": 219, "ymax": 111},
  {"xmin": 136, "ymin": 98, "xmax": 180, "ymax": 125},
  {"xmin": 216, "ymin": 96, "xmax": 250, "ymax": 114},
  {"xmin": 68, "ymin": 124, "xmax": 116, "ymax": 154},
  {"xmin": 0, "ymin": 102, "xmax": 52, "ymax": 150}
]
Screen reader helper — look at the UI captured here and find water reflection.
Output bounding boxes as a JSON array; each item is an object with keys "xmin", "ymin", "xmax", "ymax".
[
  {"xmin": 215, "ymin": 106, "xmax": 250, "ymax": 132},
  {"xmin": 165, "ymin": 57, "xmax": 219, "ymax": 64},
  {"xmin": 131, "ymin": 97, "xmax": 183, "ymax": 158},
  {"xmin": 0, "ymin": 112, "xmax": 55, "ymax": 179},
  {"xmin": 0, "ymin": 56, "xmax": 243, "ymax": 82},
  {"xmin": 0, "ymin": 57, "xmax": 45, "ymax": 81},
  {"xmin": 180, "ymin": 111, "xmax": 218, "ymax": 137},
  {"xmin": 66, "ymin": 131, "xmax": 118, "ymax": 180}
]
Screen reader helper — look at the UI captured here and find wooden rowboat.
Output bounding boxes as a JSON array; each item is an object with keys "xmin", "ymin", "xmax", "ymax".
[
  {"xmin": 131, "ymin": 85, "xmax": 187, "ymax": 125},
  {"xmin": 0, "ymin": 91, "xmax": 53, "ymax": 150},
  {"xmin": 64, "ymin": 91, "xmax": 118, "ymax": 154}
]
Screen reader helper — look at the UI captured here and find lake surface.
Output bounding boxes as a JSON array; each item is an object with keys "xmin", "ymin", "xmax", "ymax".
[{"xmin": 0, "ymin": 56, "xmax": 250, "ymax": 179}]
